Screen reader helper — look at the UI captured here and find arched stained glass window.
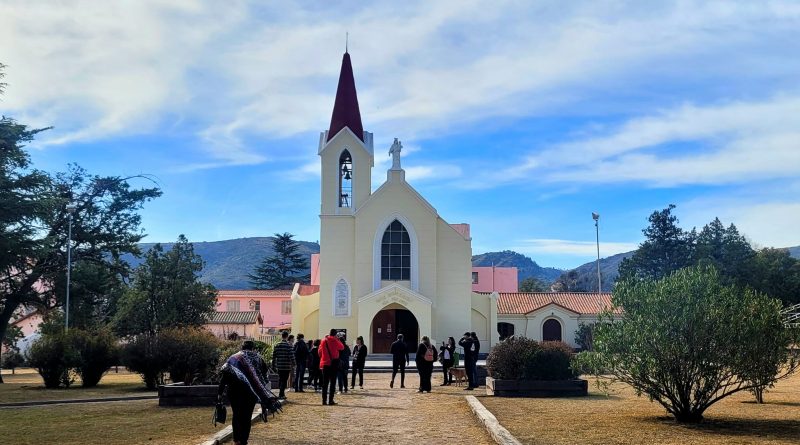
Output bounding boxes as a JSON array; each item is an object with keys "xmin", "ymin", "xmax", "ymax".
[{"xmin": 381, "ymin": 220, "xmax": 411, "ymax": 280}]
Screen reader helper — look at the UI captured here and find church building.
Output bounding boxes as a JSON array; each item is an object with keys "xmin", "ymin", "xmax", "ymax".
[{"xmin": 290, "ymin": 51, "xmax": 498, "ymax": 352}]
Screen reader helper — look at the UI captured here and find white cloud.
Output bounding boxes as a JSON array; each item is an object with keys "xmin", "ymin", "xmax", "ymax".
[
  {"xmin": 4, "ymin": 0, "xmax": 799, "ymax": 171},
  {"xmin": 405, "ymin": 165, "xmax": 462, "ymax": 182},
  {"xmin": 514, "ymin": 239, "xmax": 639, "ymax": 257}
]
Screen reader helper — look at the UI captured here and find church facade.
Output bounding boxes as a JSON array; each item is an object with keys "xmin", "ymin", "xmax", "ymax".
[{"xmin": 290, "ymin": 52, "xmax": 498, "ymax": 352}]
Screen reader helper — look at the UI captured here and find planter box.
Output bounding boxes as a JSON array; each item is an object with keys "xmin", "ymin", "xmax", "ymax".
[
  {"xmin": 485, "ymin": 376, "xmax": 588, "ymax": 397},
  {"xmin": 158, "ymin": 374, "xmax": 279, "ymax": 407}
]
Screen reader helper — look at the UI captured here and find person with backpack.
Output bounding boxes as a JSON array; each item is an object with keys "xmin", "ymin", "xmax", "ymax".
[
  {"xmin": 415, "ymin": 336, "xmax": 438, "ymax": 393},
  {"xmin": 459, "ymin": 332, "xmax": 476, "ymax": 390},
  {"xmin": 318, "ymin": 328, "xmax": 344, "ymax": 405},
  {"xmin": 389, "ymin": 334, "xmax": 409, "ymax": 389},
  {"xmin": 350, "ymin": 336, "xmax": 368, "ymax": 389},
  {"xmin": 293, "ymin": 333, "xmax": 308, "ymax": 392}
]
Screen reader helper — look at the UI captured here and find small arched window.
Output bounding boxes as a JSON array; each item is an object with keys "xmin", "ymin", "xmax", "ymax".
[
  {"xmin": 381, "ymin": 220, "xmax": 411, "ymax": 280},
  {"xmin": 339, "ymin": 150, "xmax": 352, "ymax": 207},
  {"xmin": 497, "ymin": 322, "xmax": 515, "ymax": 341},
  {"xmin": 542, "ymin": 319, "xmax": 562, "ymax": 342},
  {"xmin": 334, "ymin": 278, "xmax": 350, "ymax": 317}
]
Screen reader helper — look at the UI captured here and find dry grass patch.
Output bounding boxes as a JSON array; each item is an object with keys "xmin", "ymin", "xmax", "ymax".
[
  {"xmin": 0, "ymin": 367, "xmax": 152, "ymax": 403},
  {"xmin": 0, "ymin": 399, "xmax": 215, "ymax": 445},
  {"xmin": 480, "ymin": 373, "xmax": 800, "ymax": 445}
]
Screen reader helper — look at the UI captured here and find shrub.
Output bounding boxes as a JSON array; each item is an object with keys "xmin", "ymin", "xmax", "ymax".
[
  {"xmin": 574, "ymin": 323, "xmax": 595, "ymax": 351},
  {"xmin": 160, "ymin": 327, "xmax": 221, "ymax": 385},
  {"xmin": 70, "ymin": 328, "xmax": 120, "ymax": 387},
  {"xmin": 527, "ymin": 341, "xmax": 577, "ymax": 380},
  {"xmin": 121, "ymin": 333, "xmax": 169, "ymax": 390},
  {"xmin": 26, "ymin": 332, "xmax": 79, "ymax": 388},
  {"xmin": 486, "ymin": 336, "xmax": 539, "ymax": 380},
  {"xmin": 252, "ymin": 340, "xmax": 273, "ymax": 365},
  {"xmin": 1, "ymin": 350, "xmax": 25, "ymax": 374}
]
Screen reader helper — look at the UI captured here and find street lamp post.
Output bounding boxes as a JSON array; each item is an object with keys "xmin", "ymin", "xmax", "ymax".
[
  {"xmin": 65, "ymin": 203, "xmax": 77, "ymax": 331},
  {"xmin": 592, "ymin": 212, "xmax": 601, "ymax": 293}
]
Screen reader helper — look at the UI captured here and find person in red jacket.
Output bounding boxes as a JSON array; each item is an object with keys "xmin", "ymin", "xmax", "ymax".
[{"xmin": 318, "ymin": 328, "xmax": 344, "ymax": 405}]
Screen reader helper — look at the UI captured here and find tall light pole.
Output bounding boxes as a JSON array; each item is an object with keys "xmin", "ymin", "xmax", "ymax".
[
  {"xmin": 592, "ymin": 212, "xmax": 601, "ymax": 293},
  {"xmin": 65, "ymin": 203, "xmax": 77, "ymax": 331}
]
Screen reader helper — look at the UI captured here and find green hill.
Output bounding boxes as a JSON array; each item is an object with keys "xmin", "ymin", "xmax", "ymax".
[{"xmin": 471, "ymin": 250, "xmax": 563, "ymax": 283}]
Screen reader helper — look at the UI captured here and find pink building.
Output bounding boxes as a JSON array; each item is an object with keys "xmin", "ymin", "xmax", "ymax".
[
  {"xmin": 215, "ymin": 289, "xmax": 293, "ymax": 333},
  {"xmin": 471, "ymin": 266, "xmax": 518, "ymax": 293}
]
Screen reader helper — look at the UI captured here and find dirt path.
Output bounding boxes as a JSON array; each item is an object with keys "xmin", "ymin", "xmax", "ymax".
[{"xmin": 247, "ymin": 373, "xmax": 493, "ymax": 445}]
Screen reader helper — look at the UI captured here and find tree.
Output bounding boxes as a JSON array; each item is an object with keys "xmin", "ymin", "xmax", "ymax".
[
  {"xmin": 574, "ymin": 322, "xmax": 595, "ymax": 351},
  {"xmin": 747, "ymin": 248, "xmax": 800, "ymax": 306},
  {"xmin": 618, "ymin": 205, "xmax": 695, "ymax": 281},
  {"xmin": 695, "ymin": 218, "xmax": 755, "ymax": 284},
  {"xmin": 519, "ymin": 277, "xmax": 548, "ymax": 292},
  {"xmin": 113, "ymin": 235, "xmax": 217, "ymax": 336},
  {"xmin": 583, "ymin": 266, "xmax": 798, "ymax": 422},
  {"xmin": 249, "ymin": 232, "xmax": 309, "ymax": 289}
]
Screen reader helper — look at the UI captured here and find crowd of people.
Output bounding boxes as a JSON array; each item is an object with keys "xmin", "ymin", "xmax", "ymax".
[{"xmin": 217, "ymin": 329, "xmax": 482, "ymax": 444}]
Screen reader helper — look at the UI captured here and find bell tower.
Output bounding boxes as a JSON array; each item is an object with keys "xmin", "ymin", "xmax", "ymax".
[{"xmin": 318, "ymin": 51, "xmax": 373, "ymax": 215}]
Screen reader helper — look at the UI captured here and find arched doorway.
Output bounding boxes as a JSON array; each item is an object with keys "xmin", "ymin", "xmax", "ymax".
[
  {"xmin": 542, "ymin": 319, "xmax": 562, "ymax": 341},
  {"xmin": 370, "ymin": 306, "xmax": 419, "ymax": 353}
]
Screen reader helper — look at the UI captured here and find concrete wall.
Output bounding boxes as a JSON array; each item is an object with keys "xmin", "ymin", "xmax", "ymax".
[{"xmin": 497, "ymin": 309, "xmax": 603, "ymax": 348}]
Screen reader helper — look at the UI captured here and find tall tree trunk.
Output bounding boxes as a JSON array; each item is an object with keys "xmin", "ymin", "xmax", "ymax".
[{"xmin": 0, "ymin": 300, "xmax": 20, "ymax": 384}]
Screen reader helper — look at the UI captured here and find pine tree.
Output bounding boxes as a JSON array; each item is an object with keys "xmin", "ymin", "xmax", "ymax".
[{"xmin": 249, "ymin": 233, "xmax": 310, "ymax": 290}]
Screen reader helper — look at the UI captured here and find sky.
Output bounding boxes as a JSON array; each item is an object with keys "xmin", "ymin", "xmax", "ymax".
[{"xmin": 2, "ymin": 0, "xmax": 799, "ymax": 269}]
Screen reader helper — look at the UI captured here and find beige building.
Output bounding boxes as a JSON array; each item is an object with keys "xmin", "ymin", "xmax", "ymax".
[{"xmin": 290, "ymin": 51, "xmax": 497, "ymax": 353}]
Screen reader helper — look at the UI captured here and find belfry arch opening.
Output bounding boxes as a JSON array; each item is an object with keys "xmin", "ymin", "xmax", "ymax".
[
  {"xmin": 339, "ymin": 150, "xmax": 352, "ymax": 207},
  {"xmin": 370, "ymin": 304, "xmax": 418, "ymax": 354}
]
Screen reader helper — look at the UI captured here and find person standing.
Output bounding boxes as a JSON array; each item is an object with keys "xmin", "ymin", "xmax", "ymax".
[
  {"xmin": 287, "ymin": 334, "xmax": 296, "ymax": 391},
  {"xmin": 309, "ymin": 339, "xmax": 321, "ymax": 391},
  {"xmin": 293, "ymin": 333, "xmax": 308, "ymax": 392},
  {"xmin": 337, "ymin": 333, "xmax": 351, "ymax": 393},
  {"xmin": 271, "ymin": 330, "xmax": 293, "ymax": 399},
  {"xmin": 318, "ymin": 329, "xmax": 344, "ymax": 405},
  {"xmin": 440, "ymin": 337, "xmax": 456, "ymax": 386},
  {"xmin": 389, "ymin": 334, "xmax": 409, "ymax": 388},
  {"xmin": 459, "ymin": 332, "xmax": 475, "ymax": 390},
  {"xmin": 350, "ymin": 336, "xmax": 367, "ymax": 389},
  {"xmin": 470, "ymin": 332, "xmax": 481, "ymax": 388},
  {"xmin": 218, "ymin": 340, "xmax": 273, "ymax": 445},
  {"xmin": 415, "ymin": 336, "xmax": 438, "ymax": 393}
]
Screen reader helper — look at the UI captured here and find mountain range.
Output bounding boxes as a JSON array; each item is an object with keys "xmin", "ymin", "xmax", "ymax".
[{"xmin": 125, "ymin": 237, "xmax": 799, "ymax": 291}]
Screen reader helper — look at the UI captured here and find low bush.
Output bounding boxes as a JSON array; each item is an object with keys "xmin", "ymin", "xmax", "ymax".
[
  {"xmin": 121, "ymin": 333, "xmax": 169, "ymax": 390},
  {"xmin": 527, "ymin": 341, "xmax": 577, "ymax": 380},
  {"xmin": 26, "ymin": 332, "xmax": 79, "ymax": 388},
  {"xmin": 487, "ymin": 337, "xmax": 576, "ymax": 381},
  {"xmin": 70, "ymin": 328, "xmax": 120, "ymax": 387},
  {"xmin": 160, "ymin": 327, "xmax": 221, "ymax": 385},
  {"xmin": 1, "ymin": 350, "xmax": 25, "ymax": 374}
]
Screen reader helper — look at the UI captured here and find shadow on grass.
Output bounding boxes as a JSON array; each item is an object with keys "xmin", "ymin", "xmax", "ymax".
[
  {"xmin": 643, "ymin": 416, "xmax": 800, "ymax": 441},
  {"xmin": 741, "ymin": 400, "xmax": 800, "ymax": 407}
]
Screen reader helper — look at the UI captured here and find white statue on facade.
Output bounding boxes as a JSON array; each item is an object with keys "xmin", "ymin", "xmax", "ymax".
[{"xmin": 389, "ymin": 138, "xmax": 402, "ymax": 170}]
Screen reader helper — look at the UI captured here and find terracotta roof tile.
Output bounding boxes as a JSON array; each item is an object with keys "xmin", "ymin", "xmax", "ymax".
[
  {"xmin": 217, "ymin": 289, "xmax": 292, "ymax": 297},
  {"xmin": 491, "ymin": 292, "xmax": 617, "ymax": 315},
  {"xmin": 297, "ymin": 284, "xmax": 320, "ymax": 296},
  {"xmin": 207, "ymin": 311, "xmax": 263, "ymax": 324}
]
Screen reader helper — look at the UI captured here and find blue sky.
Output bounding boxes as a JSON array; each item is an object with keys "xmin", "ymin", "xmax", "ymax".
[{"xmin": 2, "ymin": 1, "xmax": 799, "ymax": 269}]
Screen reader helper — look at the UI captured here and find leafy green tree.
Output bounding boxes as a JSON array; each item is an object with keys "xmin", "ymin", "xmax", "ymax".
[
  {"xmin": 551, "ymin": 270, "xmax": 580, "ymax": 292},
  {"xmin": 519, "ymin": 277, "xmax": 548, "ymax": 292},
  {"xmin": 574, "ymin": 322, "xmax": 596, "ymax": 351},
  {"xmin": 582, "ymin": 266, "xmax": 798, "ymax": 422},
  {"xmin": 249, "ymin": 232, "xmax": 309, "ymax": 289},
  {"xmin": 747, "ymin": 248, "xmax": 800, "ymax": 306},
  {"xmin": 695, "ymin": 218, "xmax": 755, "ymax": 284},
  {"xmin": 618, "ymin": 205, "xmax": 695, "ymax": 281},
  {"xmin": 114, "ymin": 235, "xmax": 217, "ymax": 336}
]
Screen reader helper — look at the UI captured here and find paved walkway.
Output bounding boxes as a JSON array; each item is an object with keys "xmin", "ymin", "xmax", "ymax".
[{"xmin": 246, "ymin": 373, "xmax": 493, "ymax": 445}]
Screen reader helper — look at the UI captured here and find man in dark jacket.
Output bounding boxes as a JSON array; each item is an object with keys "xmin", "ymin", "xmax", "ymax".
[
  {"xmin": 271, "ymin": 330, "xmax": 293, "ymax": 399},
  {"xmin": 218, "ymin": 340, "xmax": 269, "ymax": 445},
  {"xmin": 459, "ymin": 332, "xmax": 475, "ymax": 390},
  {"xmin": 470, "ymin": 332, "xmax": 481, "ymax": 388},
  {"xmin": 293, "ymin": 333, "xmax": 308, "ymax": 392},
  {"xmin": 389, "ymin": 334, "xmax": 409, "ymax": 388}
]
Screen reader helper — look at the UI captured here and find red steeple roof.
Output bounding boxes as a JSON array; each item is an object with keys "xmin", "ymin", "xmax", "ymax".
[{"xmin": 327, "ymin": 52, "xmax": 364, "ymax": 142}]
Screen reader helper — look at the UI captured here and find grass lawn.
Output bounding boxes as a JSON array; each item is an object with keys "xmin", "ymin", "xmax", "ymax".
[
  {"xmin": 0, "ymin": 368, "xmax": 153, "ymax": 403},
  {"xmin": 0, "ymin": 399, "xmax": 218, "ymax": 445},
  {"xmin": 480, "ymin": 372, "xmax": 800, "ymax": 445}
]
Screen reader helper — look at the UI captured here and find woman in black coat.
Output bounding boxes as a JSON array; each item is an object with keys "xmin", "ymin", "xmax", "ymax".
[
  {"xmin": 415, "ymin": 336, "xmax": 438, "ymax": 393},
  {"xmin": 350, "ymin": 336, "xmax": 368, "ymax": 389},
  {"xmin": 440, "ymin": 337, "xmax": 456, "ymax": 386}
]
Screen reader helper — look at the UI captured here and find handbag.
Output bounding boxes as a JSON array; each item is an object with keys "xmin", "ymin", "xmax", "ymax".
[{"xmin": 212, "ymin": 400, "xmax": 227, "ymax": 426}]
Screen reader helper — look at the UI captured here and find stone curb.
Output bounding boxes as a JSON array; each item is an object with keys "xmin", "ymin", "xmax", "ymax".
[
  {"xmin": 199, "ymin": 400, "xmax": 288, "ymax": 445},
  {"xmin": 0, "ymin": 394, "xmax": 157, "ymax": 408},
  {"xmin": 466, "ymin": 395, "xmax": 523, "ymax": 445}
]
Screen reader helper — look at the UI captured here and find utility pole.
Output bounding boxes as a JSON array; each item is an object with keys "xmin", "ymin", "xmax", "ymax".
[{"xmin": 592, "ymin": 212, "xmax": 601, "ymax": 293}]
